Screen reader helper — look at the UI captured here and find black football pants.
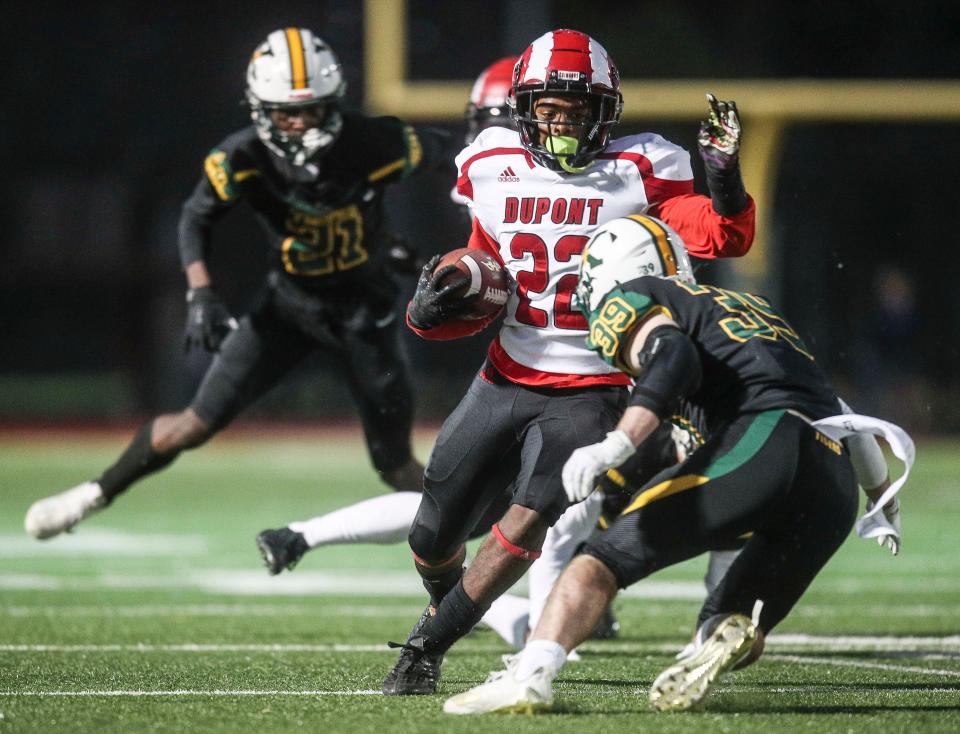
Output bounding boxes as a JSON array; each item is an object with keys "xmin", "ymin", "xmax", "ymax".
[
  {"xmin": 408, "ymin": 365, "xmax": 626, "ymax": 563},
  {"xmin": 583, "ymin": 410, "xmax": 858, "ymax": 634},
  {"xmin": 190, "ymin": 281, "xmax": 414, "ymax": 473}
]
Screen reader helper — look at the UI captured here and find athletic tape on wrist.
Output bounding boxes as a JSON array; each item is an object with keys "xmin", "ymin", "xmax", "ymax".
[{"xmin": 491, "ymin": 523, "xmax": 542, "ymax": 561}]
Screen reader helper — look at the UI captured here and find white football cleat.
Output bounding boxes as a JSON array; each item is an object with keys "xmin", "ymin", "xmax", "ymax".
[
  {"xmin": 649, "ymin": 613, "xmax": 757, "ymax": 712},
  {"xmin": 443, "ymin": 664, "xmax": 553, "ymax": 715},
  {"xmin": 24, "ymin": 481, "xmax": 106, "ymax": 539}
]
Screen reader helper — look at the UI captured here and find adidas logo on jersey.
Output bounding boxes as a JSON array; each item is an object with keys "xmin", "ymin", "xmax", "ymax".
[{"xmin": 498, "ymin": 166, "xmax": 520, "ymax": 183}]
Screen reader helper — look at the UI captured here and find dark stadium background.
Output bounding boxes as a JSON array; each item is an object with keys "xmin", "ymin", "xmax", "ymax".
[{"xmin": 1, "ymin": 0, "xmax": 957, "ymax": 434}]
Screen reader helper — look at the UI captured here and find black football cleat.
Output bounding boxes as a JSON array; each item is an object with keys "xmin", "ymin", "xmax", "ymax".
[
  {"xmin": 588, "ymin": 603, "xmax": 621, "ymax": 640},
  {"xmin": 256, "ymin": 527, "xmax": 309, "ymax": 575},
  {"xmin": 382, "ymin": 636, "xmax": 444, "ymax": 695}
]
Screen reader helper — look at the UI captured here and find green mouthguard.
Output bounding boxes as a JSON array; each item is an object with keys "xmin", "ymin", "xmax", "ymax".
[{"xmin": 546, "ymin": 135, "xmax": 589, "ymax": 173}]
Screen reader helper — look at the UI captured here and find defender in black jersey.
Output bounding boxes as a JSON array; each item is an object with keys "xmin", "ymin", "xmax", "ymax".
[
  {"xmin": 24, "ymin": 28, "xmax": 454, "ymax": 541},
  {"xmin": 441, "ymin": 214, "xmax": 858, "ymax": 715}
]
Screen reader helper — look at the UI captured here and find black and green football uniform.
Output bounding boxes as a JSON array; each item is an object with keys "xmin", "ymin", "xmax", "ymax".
[
  {"xmin": 178, "ymin": 114, "xmax": 451, "ymax": 473},
  {"xmin": 580, "ymin": 277, "xmax": 858, "ymax": 634},
  {"xmin": 179, "ymin": 112, "xmax": 439, "ymax": 300}
]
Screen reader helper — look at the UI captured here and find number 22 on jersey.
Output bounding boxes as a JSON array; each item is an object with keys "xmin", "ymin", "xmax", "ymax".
[{"xmin": 509, "ymin": 233, "xmax": 589, "ymax": 330}]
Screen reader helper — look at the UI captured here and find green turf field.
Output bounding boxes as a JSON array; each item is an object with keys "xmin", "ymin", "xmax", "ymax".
[{"xmin": 1, "ymin": 429, "xmax": 958, "ymax": 732}]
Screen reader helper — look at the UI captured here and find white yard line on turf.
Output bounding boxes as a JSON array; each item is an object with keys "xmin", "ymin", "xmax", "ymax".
[
  {"xmin": 0, "ymin": 644, "xmax": 392, "ymax": 652},
  {"xmin": 3, "ymin": 684, "xmax": 958, "ymax": 698},
  {"xmin": 768, "ymin": 634, "xmax": 960, "ymax": 649},
  {"xmin": 1, "ymin": 604, "xmax": 421, "ymax": 618},
  {"xmin": 0, "ymin": 690, "xmax": 380, "ymax": 697},
  {"xmin": 3, "ymin": 602, "xmax": 957, "ymax": 619},
  {"xmin": 766, "ymin": 654, "xmax": 960, "ymax": 678},
  {"xmin": 3, "ymin": 635, "xmax": 960, "ymax": 655},
  {"xmin": 0, "ymin": 571, "xmax": 706, "ymax": 599},
  {"xmin": 0, "ymin": 531, "xmax": 208, "ymax": 556},
  {"xmin": 4, "ymin": 569, "xmax": 960, "ymax": 598}
]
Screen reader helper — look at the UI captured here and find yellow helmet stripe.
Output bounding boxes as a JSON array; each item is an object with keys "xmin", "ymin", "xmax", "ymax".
[
  {"xmin": 627, "ymin": 215, "xmax": 677, "ymax": 277},
  {"xmin": 284, "ymin": 28, "xmax": 307, "ymax": 89}
]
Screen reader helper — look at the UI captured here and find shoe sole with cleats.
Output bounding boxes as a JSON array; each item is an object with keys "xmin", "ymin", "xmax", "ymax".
[{"xmin": 648, "ymin": 613, "xmax": 756, "ymax": 712}]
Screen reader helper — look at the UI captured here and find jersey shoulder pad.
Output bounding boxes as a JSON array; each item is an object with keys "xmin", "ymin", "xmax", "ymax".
[
  {"xmin": 455, "ymin": 127, "xmax": 523, "ymax": 170},
  {"xmin": 585, "ymin": 280, "xmax": 664, "ymax": 370},
  {"xmin": 203, "ymin": 128, "xmax": 261, "ymax": 203},
  {"xmin": 606, "ymin": 133, "xmax": 692, "ymax": 180}
]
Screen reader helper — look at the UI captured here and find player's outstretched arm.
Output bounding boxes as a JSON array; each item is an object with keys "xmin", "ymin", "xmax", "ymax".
[
  {"xmin": 652, "ymin": 94, "xmax": 756, "ymax": 259},
  {"xmin": 563, "ymin": 314, "xmax": 701, "ymax": 503},
  {"xmin": 697, "ymin": 93, "xmax": 749, "ymax": 217},
  {"xmin": 839, "ymin": 398, "xmax": 903, "ymax": 557}
]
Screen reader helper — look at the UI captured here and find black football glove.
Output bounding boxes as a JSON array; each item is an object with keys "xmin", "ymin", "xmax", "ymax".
[
  {"xmin": 407, "ymin": 255, "xmax": 476, "ymax": 330},
  {"xmin": 698, "ymin": 93, "xmax": 749, "ymax": 216},
  {"xmin": 697, "ymin": 93, "xmax": 741, "ymax": 172},
  {"xmin": 184, "ymin": 286, "xmax": 238, "ymax": 353}
]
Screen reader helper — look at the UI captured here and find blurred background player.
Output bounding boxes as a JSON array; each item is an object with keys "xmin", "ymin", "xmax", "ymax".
[
  {"xmin": 23, "ymin": 27, "xmax": 455, "ymax": 541},
  {"xmin": 464, "ymin": 57, "xmax": 518, "ymax": 145},
  {"xmin": 254, "ymin": 56, "xmax": 519, "ymax": 573},
  {"xmin": 443, "ymin": 216, "xmax": 911, "ymax": 715},
  {"xmin": 382, "ymin": 28, "xmax": 756, "ymax": 696}
]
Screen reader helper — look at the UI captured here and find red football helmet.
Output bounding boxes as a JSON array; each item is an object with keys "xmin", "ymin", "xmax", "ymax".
[
  {"xmin": 510, "ymin": 29, "xmax": 622, "ymax": 171},
  {"xmin": 464, "ymin": 56, "xmax": 518, "ymax": 144}
]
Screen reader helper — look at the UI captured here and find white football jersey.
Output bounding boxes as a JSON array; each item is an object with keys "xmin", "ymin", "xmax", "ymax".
[{"xmin": 455, "ymin": 126, "xmax": 693, "ymax": 380}]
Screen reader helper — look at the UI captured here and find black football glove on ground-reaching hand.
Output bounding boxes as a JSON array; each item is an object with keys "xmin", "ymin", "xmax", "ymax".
[
  {"xmin": 697, "ymin": 93, "xmax": 749, "ymax": 216},
  {"xmin": 407, "ymin": 255, "xmax": 475, "ymax": 330},
  {"xmin": 184, "ymin": 286, "xmax": 238, "ymax": 353}
]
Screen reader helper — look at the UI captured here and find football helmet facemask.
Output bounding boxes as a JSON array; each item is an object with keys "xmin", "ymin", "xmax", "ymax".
[
  {"xmin": 577, "ymin": 215, "xmax": 695, "ymax": 315},
  {"xmin": 246, "ymin": 28, "xmax": 346, "ymax": 166},
  {"xmin": 464, "ymin": 56, "xmax": 518, "ymax": 145},
  {"xmin": 510, "ymin": 29, "xmax": 622, "ymax": 173}
]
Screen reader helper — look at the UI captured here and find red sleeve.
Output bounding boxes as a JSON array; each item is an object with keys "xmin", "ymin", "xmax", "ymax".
[
  {"xmin": 405, "ymin": 217, "xmax": 503, "ymax": 340},
  {"xmin": 466, "ymin": 217, "xmax": 505, "ymax": 265},
  {"xmin": 649, "ymin": 194, "xmax": 756, "ymax": 259}
]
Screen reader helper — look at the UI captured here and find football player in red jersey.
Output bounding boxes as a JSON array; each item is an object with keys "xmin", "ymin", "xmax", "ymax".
[
  {"xmin": 24, "ymin": 28, "xmax": 456, "ymax": 540},
  {"xmin": 382, "ymin": 29, "xmax": 756, "ymax": 695}
]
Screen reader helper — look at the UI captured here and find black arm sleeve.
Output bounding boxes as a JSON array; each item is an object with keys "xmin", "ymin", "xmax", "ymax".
[
  {"xmin": 704, "ymin": 162, "xmax": 749, "ymax": 217},
  {"xmin": 628, "ymin": 325, "xmax": 703, "ymax": 419},
  {"xmin": 177, "ymin": 175, "xmax": 233, "ymax": 269}
]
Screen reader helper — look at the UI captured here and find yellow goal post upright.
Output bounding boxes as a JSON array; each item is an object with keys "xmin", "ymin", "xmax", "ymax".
[{"xmin": 363, "ymin": 0, "xmax": 960, "ymax": 294}]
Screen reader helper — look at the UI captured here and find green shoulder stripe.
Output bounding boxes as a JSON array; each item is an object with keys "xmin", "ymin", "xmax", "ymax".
[{"xmin": 367, "ymin": 125, "xmax": 423, "ymax": 184}]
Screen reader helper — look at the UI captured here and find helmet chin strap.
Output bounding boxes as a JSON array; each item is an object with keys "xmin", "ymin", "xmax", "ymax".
[
  {"xmin": 547, "ymin": 135, "xmax": 590, "ymax": 174},
  {"xmin": 291, "ymin": 128, "xmax": 329, "ymax": 166}
]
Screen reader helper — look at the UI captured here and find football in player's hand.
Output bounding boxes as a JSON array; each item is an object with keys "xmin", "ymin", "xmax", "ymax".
[{"xmin": 434, "ymin": 248, "xmax": 510, "ymax": 319}]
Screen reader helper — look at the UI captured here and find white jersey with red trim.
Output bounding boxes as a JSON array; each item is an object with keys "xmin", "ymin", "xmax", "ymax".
[{"xmin": 455, "ymin": 126, "xmax": 693, "ymax": 381}]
